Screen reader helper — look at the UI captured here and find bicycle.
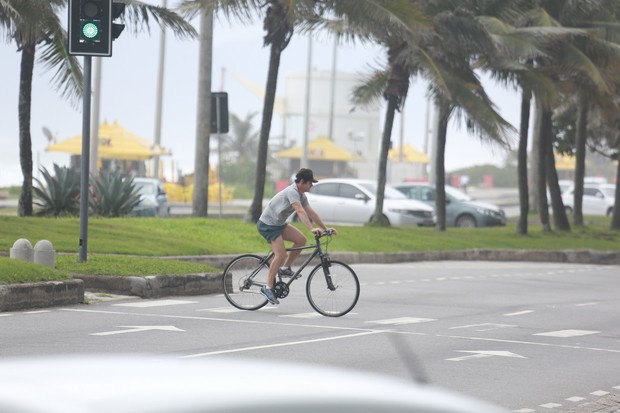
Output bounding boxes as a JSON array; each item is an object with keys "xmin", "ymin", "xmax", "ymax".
[{"xmin": 222, "ymin": 230, "xmax": 360, "ymax": 317}]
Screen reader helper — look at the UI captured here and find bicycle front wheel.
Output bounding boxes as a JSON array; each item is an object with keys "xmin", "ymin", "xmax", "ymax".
[
  {"xmin": 222, "ymin": 254, "xmax": 269, "ymax": 310},
  {"xmin": 306, "ymin": 260, "xmax": 360, "ymax": 317}
]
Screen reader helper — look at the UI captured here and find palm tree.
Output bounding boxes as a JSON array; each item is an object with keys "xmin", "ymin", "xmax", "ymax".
[
  {"xmin": 327, "ymin": 0, "xmax": 431, "ymax": 226},
  {"xmin": 420, "ymin": 7, "xmax": 515, "ymax": 231},
  {"xmin": 222, "ymin": 111, "xmax": 260, "ymax": 162},
  {"xmin": 180, "ymin": 0, "xmax": 321, "ymax": 222},
  {"xmin": 1, "ymin": 0, "xmax": 81, "ymax": 217},
  {"xmin": 1, "ymin": 0, "xmax": 196, "ymax": 217},
  {"xmin": 347, "ymin": 3, "xmax": 515, "ymax": 229},
  {"xmin": 246, "ymin": 0, "xmax": 324, "ymax": 223}
]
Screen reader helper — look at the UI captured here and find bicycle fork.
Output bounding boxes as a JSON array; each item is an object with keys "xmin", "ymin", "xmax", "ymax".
[{"xmin": 321, "ymin": 256, "xmax": 336, "ymax": 291}]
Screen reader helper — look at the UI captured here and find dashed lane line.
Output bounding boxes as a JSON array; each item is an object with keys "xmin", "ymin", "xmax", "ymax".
[{"xmin": 179, "ymin": 330, "xmax": 385, "ymax": 358}]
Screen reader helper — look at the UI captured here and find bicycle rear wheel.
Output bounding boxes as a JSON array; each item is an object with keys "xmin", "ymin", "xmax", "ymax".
[
  {"xmin": 222, "ymin": 254, "xmax": 269, "ymax": 310},
  {"xmin": 306, "ymin": 260, "xmax": 360, "ymax": 317}
]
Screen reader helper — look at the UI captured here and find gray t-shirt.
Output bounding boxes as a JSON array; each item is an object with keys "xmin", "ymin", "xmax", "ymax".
[{"xmin": 259, "ymin": 184, "xmax": 308, "ymax": 226}]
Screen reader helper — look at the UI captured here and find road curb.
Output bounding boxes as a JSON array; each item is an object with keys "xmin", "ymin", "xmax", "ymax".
[
  {"xmin": 74, "ymin": 273, "xmax": 222, "ymax": 298},
  {"xmin": 0, "ymin": 280, "xmax": 84, "ymax": 312},
  {"xmin": 1, "ymin": 249, "xmax": 618, "ymax": 312}
]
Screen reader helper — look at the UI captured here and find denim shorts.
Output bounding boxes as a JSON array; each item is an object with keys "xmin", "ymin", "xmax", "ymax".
[{"xmin": 257, "ymin": 220, "xmax": 287, "ymax": 242}]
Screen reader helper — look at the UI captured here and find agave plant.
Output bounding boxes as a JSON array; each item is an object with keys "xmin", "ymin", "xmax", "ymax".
[
  {"xmin": 33, "ymin": 164, "xmax": 81, "ymax": 217},
  {"xmin": 89, "ymin": 171, "xmax": 141, "ymax": 217}
]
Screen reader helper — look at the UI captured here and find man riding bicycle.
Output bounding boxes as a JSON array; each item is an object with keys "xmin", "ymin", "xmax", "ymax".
[{"xmin": 256, "ymin": 168, "xmax": 336, "ymax": 304}]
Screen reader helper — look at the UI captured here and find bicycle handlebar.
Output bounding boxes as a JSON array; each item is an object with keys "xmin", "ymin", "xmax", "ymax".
[{"xmin": 315, "ymin": 229, "xmax": 335, "ymax": 239}]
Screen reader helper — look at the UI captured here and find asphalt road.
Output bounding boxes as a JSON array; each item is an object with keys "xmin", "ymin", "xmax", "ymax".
[{"xmin": 1, "ymin": 260, "xmax": 619, "ymax": 413}]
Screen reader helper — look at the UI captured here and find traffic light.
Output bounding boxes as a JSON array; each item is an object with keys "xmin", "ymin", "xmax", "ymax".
[
  {"xmin": 68, "ymin": 0, "xmax": 125, "ymax": 57},
  {"xmin": 111, "ymin": 2, "xmax": 126, "ymax": 42},
  {"xmin": 211, "ymin": 92, "xmax": 229, "ymax": 134}
]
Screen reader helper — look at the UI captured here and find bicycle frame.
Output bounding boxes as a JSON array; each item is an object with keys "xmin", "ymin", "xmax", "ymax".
[{"xmin": 250, "ymin": 234, "xmax": 334, "ymax": 290}]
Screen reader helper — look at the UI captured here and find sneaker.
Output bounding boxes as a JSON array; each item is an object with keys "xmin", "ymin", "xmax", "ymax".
[
  {"xmin": 260, "ymin": 285, "xmax": 279, "ymax": 305},
  {"xmin": 278, "ymin": 267, "xmax": 295, "ymax": 278}
]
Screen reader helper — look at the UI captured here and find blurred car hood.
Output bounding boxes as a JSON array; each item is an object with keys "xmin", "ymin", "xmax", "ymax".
[{"xmin": 0, "ymin": 355, "xmax": 509, "ymax": 413}]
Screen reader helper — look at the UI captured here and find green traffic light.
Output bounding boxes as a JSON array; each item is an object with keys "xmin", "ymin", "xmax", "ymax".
[{"xmin": 82, "ymin": 22, "xmax": 99, "ymax": 39}]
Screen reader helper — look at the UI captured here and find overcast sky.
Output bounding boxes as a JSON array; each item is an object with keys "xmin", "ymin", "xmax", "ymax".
[{"xmin": 0, "ymin": 1, "xmax": 519, "ymax": 188}]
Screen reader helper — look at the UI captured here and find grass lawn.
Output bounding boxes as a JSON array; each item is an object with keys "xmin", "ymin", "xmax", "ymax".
[{"xmin": 0, "ymin": 215, "xmax": 618, "ymax": 284}]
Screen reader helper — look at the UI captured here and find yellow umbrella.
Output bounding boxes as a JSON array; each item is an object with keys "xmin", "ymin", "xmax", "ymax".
[
  {"xmin": 277, "ymin": 136, "xmax": 360, "ymax": 161},
  {"xmin": 388, "ymin": 144, "xmax": 429, "ymax": 164},
  {"xmin": 46, "ymin": 121, "xmax": 172, "ymax": 160}
]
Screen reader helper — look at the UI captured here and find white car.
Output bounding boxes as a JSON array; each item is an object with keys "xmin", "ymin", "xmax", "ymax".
[
  {"xmin": 305, "ymin": 178, "xmax": 435, "ymax": 226},
  {"xmin": 562, "ymin": 184, "xmax": 615, "ymax": 216},
  {"xmin": 0, "ymin": 355, "xmax": 510, "ymax": 413}
]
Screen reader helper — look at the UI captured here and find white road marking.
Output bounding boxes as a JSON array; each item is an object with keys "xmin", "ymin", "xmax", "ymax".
[
  {"xmin": 504, "ymin": 310, "xmax": 534, "ymax": 317},
  {"xmin": 0, "ymin": 314, "xmax": 13, "ymax": 317},
  {"xmin": 575, "ymin": 302, "xmax": 598, "ymax": 307},
  {"xmin": 540, "ymin": 402, "xmax": 562, "ymax": 408},
  {"xmin": 513, "ymin": 409, "xmax": 536, "ymax": 413},
  {"xmin": 368, "ymin": 317, "xmax": 436, "ymax": 325},
  {"xmin": 114, "ymin": 299, "xmax": 198, "ymax": 308},
  {"xmin": 181, "ymin": 330, "xmax": 384, "ymax": 358},
  {"xmin": 23, "ymin": 310, "xmax": 50, "ymax": 314},
  {"xmin": 449, "ymin": 323, "xmax": 516, "ymax": 331},
  {"xmin": 447, "ymin": 350, "xmax": 526, "ymax": 362},
  {"xmin": 197, "ymin": 307, "xmax": 243, "ymax": 313},
  {"xmin": 534, "ymin": 330, "xmax": 599, "ymax": 338},
  {"xmin": 590, "ymin": 390, "xmax": 609, "ymax": 396},
  {"xmin": 91, "ymin": 325, "xmax": 185, "ymax": 336},
  {"xmin": 280, "ymin": 312, "xmax": 324, "ymax": 319},
  {"xmin": 565, "ymin": 396, "xmax": 586, "ymax": 402},
  {"xmin": 614, "ymin": 385, "xmax": 620, "ymax": 390}
]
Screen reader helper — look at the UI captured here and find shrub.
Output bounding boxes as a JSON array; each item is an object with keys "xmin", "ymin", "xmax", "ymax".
[
  {"xmin": 89, "ymin": 171, "xmax": 141, "ymax": 217},
  {"xmin": 33, "ymin": 164, "xmax": 81, "ymax": 217}
]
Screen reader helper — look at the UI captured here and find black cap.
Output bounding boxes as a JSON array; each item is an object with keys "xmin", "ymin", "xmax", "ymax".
[{"xmin": 295, "ymin": 168, "xmax": 318, "ymax": 183}]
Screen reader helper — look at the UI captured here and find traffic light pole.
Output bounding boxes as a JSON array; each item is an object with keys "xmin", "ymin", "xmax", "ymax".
[{"xmin": 79, "ymin": 56, "xmax": 92, "ymax": 262}]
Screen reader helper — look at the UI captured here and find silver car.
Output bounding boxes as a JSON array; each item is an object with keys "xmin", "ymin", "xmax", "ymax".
[
  {"xmin": 393, "ymin": 183, "xmax": 506, "ymax": 228},
  {"xmin": 132, "ymin": 177, "xmax": 171, "ymax": 217},
  {"xmin": 306, "ymin": 178, "xmax": 435, "ymax": 226}
]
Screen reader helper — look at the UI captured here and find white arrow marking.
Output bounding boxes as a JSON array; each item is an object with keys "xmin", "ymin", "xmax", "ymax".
[
  {"xmin": 446, "ymin": 351, "xmax": 526, "ymax": 362},
  {"xmin": 91, "ymin": 326, "xmax": 185, "ymax": 336}
]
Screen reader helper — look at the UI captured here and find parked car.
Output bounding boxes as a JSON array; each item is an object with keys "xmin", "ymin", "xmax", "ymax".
[
  {"xmin": 0, "ymin": 355, "xmax": 510, "ymax": 413},
  {"xmin": 131, "ymin": 177, "xmax": 170, "ymax": 217},
  {"xmin": 393, "ymin": 182, "xmax": 506, "ymax": 228},
  {"xmin": 562, "ymin": 184, "xmax": 615, "ymax": 216},
  {"xmin": 304, "ymin": 178, "xmax": 435, "ymax": 226}
]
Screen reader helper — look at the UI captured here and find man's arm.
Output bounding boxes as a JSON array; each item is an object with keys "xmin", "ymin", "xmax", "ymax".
[
  {"xmin": 292, "ymin": 202, "xmax": 323, "ymax": 234},
  {"xmin": 297, "ymin": 203, "xmax": 337, "ymax": 235}
]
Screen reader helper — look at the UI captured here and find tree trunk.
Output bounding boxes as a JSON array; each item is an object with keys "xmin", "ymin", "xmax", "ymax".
[
  {"xmin": 18, "ymin": 42, "xmax": 35, "ymax": 217},
  {"xmin": 529, "ymin": 101, "xmax": 542, "ymax": 213},
  {"xmin": 192, "ymin": 7, "xmax": 213, "ymax": 217},
  {"xmin": 546, "ymin": 141, "xmax": 570, "ymax": 231},
  {"xmin": 371, "ymin": 95, "xmax": 397, "ymax": 226},
  {"xmin": 537, "ymin": 104, "xmax": 551, "ymax": 232},
  {"xmin": 434, "ymin": 103, "xmax": 450, "ymax": 232},
  {"xmin": 572, "ymin": 99, "xmax": 588, "ymax": 226},
  {"xmin": 517, "ymin": 92, "xmax": 531, "ymax": 235},
  {"xmin": 246, "ymin": 38, "xmax": 282, "ymax": 223}
]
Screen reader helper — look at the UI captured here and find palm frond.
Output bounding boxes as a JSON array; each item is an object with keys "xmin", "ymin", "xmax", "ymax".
[
  {"xmin": 121, "ymin": 0, "xmax": 198, "ymax": 39},
  {"xmin": 350, "ymin": 64, "xmax": 388, "ymax": 109},
  {"xmin": 37, "ymin": 14, "xmax": 83, "ymax": 107}
]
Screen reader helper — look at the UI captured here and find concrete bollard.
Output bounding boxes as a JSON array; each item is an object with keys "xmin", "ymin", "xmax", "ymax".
[
  {"xmin": 34, "ymin": 240, "xmax": 56, "ymax": 269},
  {"xmin": 10, "ymin": 238, "xmax": 34, "ymax": 263}
]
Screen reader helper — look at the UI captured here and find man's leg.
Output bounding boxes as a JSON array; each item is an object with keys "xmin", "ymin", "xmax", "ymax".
[
  {"xmin": 281, "ymin": 224, "xmax": 307, "ymax": 268},
  {"xmin": 268, "ymin": 236, "xmax": 287, "ymax": 289}
]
